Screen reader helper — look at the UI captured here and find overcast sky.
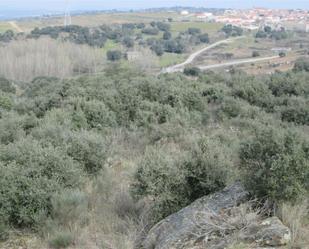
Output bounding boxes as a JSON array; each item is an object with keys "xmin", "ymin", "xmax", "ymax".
[{"xmin": 0, "ymin": 0, "xmax": 308, "ymax": 11}]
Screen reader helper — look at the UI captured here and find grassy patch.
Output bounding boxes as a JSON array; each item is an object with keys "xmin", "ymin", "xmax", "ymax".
[
  {"xmin": 101, "ymin": 39, "xmax": 121, "ymax": 54},
  {"xmin": 0, "ymin": 22, "xmax": 12, "ymax": 33},
  {"xmin": 171, "ymin": 22, "xmax": 223, "ymax": 35},
  {"xmin": 159, "ymin": 53, "xmax": 186, "ymax": 67}
]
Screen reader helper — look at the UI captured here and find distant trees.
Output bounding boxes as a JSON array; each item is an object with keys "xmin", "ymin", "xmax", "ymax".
[
  {"xmin": 0, "ymin": 38, "xmax": 102, "ymax": 81},
  {"xmin": 255, "ymin": 26, "xmax": 288, "ymax": 40},
  {"xmin": 187, "ymin": 27, "xmax": 201, "ymax": 35},
  {"xmin": 221, "ymin": 24, "xmax": 243, "ymax": 37},
  {"xmin": 163, "ymin": 31, "xmax": 172, "ymax": 40},
  {"xmin": 255, "ymin": 30, "xmax": 268, "ymax": 38},
  {"xmin": 107, "ymin": 50, "xmax": 122, "ymax": 61},
  {"xmin": 293, "ymin": 57, "xmax": 309, "ymax": 72},
  {"xmin": 0, "ymin": 30, "xmax": 15, "ymax": 43},
  {"xmin": 122, "ymin": 36, "xmax": 134, "ymax": 48},
  {"xmin": 198, "ymin": 33, "xmax": 209, "ymax": 43},
  {"xmin": 184, "ymin": 67, "xmax": 201, "ymax": 76},
  {"xmin": 142, "ymin": 27, "xmax": 160, "ymax": 35},
  {"xmin": 29, "ymin": 25, "xmax": 107, "ymax": 47},
  {"xmin": 252, "ymin": 51, "xmax": 260, "ymax": 57},
  {"xmin": 0, "ymin": 77, "xmax": 15, "ymax": 94},
  {"xmin": 151, "ymin": 43, "xmax": 164, "ymax": 56},
  {"xmin": 156, "ymin": 22, "xmax": 171, "ymax": 32}
]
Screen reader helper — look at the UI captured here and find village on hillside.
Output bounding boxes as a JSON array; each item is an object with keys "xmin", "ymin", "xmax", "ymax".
[{"xmin": 181, "ymin": 8, "xmax": 309, "ymax": 32}]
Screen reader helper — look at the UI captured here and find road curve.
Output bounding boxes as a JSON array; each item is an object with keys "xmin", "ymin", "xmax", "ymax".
[
  {"xmin": 163, "ymin": 36, "xmax": 245, "ymax": 73},
  {"xmin": 8, "ymin": 21, "xmax": 23, "ymax": 33},
  {"xmin": 198, "ymin": 56, "xmax": 280, "ymax": 71}
]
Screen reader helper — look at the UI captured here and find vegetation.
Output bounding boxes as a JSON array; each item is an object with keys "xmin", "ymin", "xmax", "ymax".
[
  {"xmin": 255, "ymin": 26, "xmax": 288, "ymax": 40},
  {"xmin": 0, "ymin": 15, "xmax": 308, "ymax": 249},
  {"xmin": 221, "ymin": 24, "xmax": 243, "ymax": 37}
]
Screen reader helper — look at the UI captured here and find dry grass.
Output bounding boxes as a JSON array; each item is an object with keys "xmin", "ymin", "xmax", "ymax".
[{"xmin": 279, "ymin": 199, "xmax": 309, "ymax": 248}]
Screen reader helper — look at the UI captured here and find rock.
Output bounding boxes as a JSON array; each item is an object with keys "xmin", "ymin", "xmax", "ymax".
[
  {"xmin": 142, "ymin": 182, "xmax": 249, "ymax": 249},
  {"xmin": 255, "ymin": 217, "xmax": 291, "ymax": 247}
]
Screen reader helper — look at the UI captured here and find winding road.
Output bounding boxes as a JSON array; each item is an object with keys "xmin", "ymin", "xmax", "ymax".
[
  {"xmin": 163, "ymin": 36, "xmax": 244, "ymax": 73},
  {"xmin": 162, "ymin": 36, "xmax": 279, "ymax": 73},
  {"xmin": 198, "ymin": 55, "xmax": 280, "ymax": 71},
  {"xmin": 8, "ymin": 21, "xmax": 23, "ymax": 33}
]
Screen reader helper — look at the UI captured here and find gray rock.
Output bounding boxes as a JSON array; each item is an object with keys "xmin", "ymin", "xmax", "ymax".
[
  {"xmin": 255, "ymin": 217, "xmax": 291, "ymax": 247},
  {"xmin": 142, "ymin": 182, "xmax": 249, "ymax": 249}
]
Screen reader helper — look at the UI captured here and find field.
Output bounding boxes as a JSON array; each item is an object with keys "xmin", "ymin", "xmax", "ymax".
[
  {"xmin": 0, "ymin": 22, "xmax": 13, "ymax": 32},
  {"xmin": 170, "ymin": 21, "xmax": 224, "ymax": 35}
]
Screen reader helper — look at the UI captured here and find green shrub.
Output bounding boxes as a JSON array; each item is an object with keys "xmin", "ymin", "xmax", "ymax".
[
  {"xmin": 106, "ymin": 50, "xmax": 122, "ymax": 61},
  {"xmin": 220, "ymin": 97, "xmax": 242, "ymax": 118},
  {"xmin": 279, "ymin": 97, "xmax": 309, "ymax": 125},
  {"xmin": 81, "ymin": 100, "xmax": 117, "ymax": 129},
  {"xmin": 133, "ymin": 137, "xmax": 233, "ymax": 222},
  {"xmin": 184, "ymin": 67, "xmax": 201, "ymax": 77},
  {"xmin": 0, "ymin": 162, "xmax": 58, "ymax": 227},
  {"xmin": 66, "ymin": 131, "xmax": 109, "ymax": 175},
  {"xmin": 293, "ymin": 57, "xmax": 309, "ymax": 72},
  {"xmin": 0, "ymin": 138, "xmax": 83, "ymax": 227},
  {"xmin": 0, "ymin": 112, "xmax": 26, "ymax": 144},
  {"xmin": 0, "ymin": 77, "xmax": 15, "ymax": 94},
  {"xmin": 48, "ymin": 231, "xmax": 74, "ymax": 249},
  {"xmin": 240, "ymin": 127, "xmax": 309, "ymax": 202},
  {"xmin": 0, "ymin": 92, "xmax": 13, "ymax": 111}
]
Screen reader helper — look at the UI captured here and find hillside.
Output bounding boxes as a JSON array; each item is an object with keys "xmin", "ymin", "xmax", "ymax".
[
  {"xmin": 0, "ymin": 8, "xmax": 308, "ymax": 249},
  {"xmin": 0, "ymin": 60, "xmax": 309, "ymax": 248}
]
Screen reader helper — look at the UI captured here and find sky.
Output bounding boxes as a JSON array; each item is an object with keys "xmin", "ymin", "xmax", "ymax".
[{"xmin": 0, "ymin": 1, "xmax": 308, "ymax": 16}]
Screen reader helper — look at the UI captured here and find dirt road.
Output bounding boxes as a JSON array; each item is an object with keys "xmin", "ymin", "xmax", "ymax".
[
  {"xmin": 163, "ymin": 36, "xmax": 245, "ymax": 73},
  {"xmin": 198, "ymin": 56, "xmax": 280, "ymax": 71},
  {"xmin": 8, "ymin": 21, "xmax": 23, "ymax": 33}
]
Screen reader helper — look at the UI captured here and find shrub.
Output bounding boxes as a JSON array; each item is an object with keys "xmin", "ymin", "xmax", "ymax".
[
  {"xmin": 81, "ymin": 100, "xmax": 117, "ymax": 129},
  {"xmin": 240, "ymin": 127, "xmax": 309, "ymax": 202},
  {"xmin": 220, "ymin": 97, "xmax": 242, "ymax": 118},
  {"xmin": 48, "ymin": 231, "xmax": 74, "ymax": 249},
  {"xmin": 142, "ymin": 27, "xmax": 159, "ymax": 35},
  {"xmin": 0, "ymin": 112, "xmax": 26, "ymax": 144},
  {"xmin": 0, "ymin": 77, "xmax": 15, "ymax": 94},
  {"xmin": 66, "ymin": 131, "xmax": 109, "ymax": 175},
  {"xmin": 122, "ymin": 36, "xmax": 134, "ymax": 48},
  {"xmin": 51, "ymin": 189, "xmax": 88, "ymax": 228},
  {"xmin": 187, "ymin": 27, "xmax": 201, "ymax": 35},
  {"xmin": 0, "ymin": 138, "xmax": 83, "ymax": 227},
  {"xmin": 163, "ymin": 31, "xmax": 172, "ymax": 40},
  {"xmin": 198, "ymin": 33, "xmax": 209, "ymax": 43},
  {"xmin": 279, "ymin": 97, "xmax": 309, "ymax": 125},
  {"xmin": 293, "ymin": 58, "xmax": 309, "ymax": 72},
  {"xmin": 184, "ymin": 67, "xmax": 201, "ymax": 77},
  {"xmin": 0, "ymin": 92, "xmax": 13, "ymax": 111},
  {"xmin": 0, "ymin": 161, "xmax": 58, "ymax": 227},
  {"xmin": 252, "ymin": 51, "xmax": 260, "ymax": 57},
  {"xmin": 133, "ymin": 137, "xmax": 233, "ymax": 222},
  {"xmin": 107, "ymin": 50, "xmax": 122, "ymax": 61}
]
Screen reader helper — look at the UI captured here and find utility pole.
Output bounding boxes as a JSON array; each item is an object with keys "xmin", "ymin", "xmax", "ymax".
[{"xmin": 64, "ymin": 0, "xmax": 72, "ymax": 26}]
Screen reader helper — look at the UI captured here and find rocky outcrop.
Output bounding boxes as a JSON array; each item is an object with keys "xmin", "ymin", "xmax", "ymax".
[
  {"xmin": 142, "ymin": 183, "xmax": 291, "ymax": 249},
  {"xmin": 142, "ymin": 182, "xmax": 249, "ymax": 249},
  {"xmin": 247, "ymin": 217, "xmax": 291, "ymax": 247}
]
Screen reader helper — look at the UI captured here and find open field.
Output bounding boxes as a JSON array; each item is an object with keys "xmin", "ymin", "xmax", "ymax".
[
  {"xmin": 15, "ymin": 12, "xmax": 180, "ymax": 32},
  {"xmin": 0, "ymin": 22, "xmax": 14, "ymax": 32},
  {"xmin": 170, "ymin": 21, "xmax": 224, "ymax": 35}
]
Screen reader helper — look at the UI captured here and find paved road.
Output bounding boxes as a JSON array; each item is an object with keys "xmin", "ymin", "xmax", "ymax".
[
  {"xmin": 163, "ymin": 36, "xmax": 245, "ymax": 73},
  {"xmin": 198, "ymin": 56, "xmax": 280, "ymax": 71}
]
